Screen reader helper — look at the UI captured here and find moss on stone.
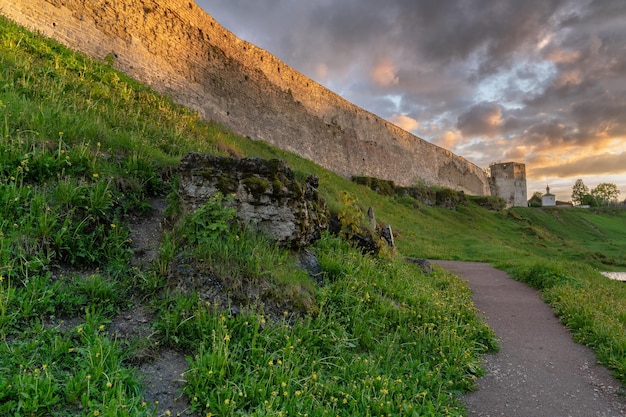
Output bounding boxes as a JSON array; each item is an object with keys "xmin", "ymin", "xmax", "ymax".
[
  {"xmin": 352, "ymin": 176, "xmax": 396, "ymax": 197},
  {"xmin": 217, "ymin": 174, "xmax": 238, "ymax": 194},
  {"xmin": 198, "ymin": 168, "xmax": 214, "ymax": 179},
  {"xmin": 469, "ymin": 195, "xmax": 506, "ymax": 211},
  {"xmin": 242, "ymin": 176, "xmax": 270, "ymax": 198},
  {"xmin": 435, "ymin": 188, "xmax": 467, "ymax": 209},
  {"xmin": 272, "ymin": 179, "xmax": 286, "ymax": 194}
]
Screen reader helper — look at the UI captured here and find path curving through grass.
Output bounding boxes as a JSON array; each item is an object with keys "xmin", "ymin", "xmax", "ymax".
[{"xmin": 434, "ymin": 261, "xmax": 626, "ymax": 417}]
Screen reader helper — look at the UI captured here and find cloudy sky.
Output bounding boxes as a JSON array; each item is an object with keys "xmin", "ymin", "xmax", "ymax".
[{"xmin": 197, "ymin": 0, "xmax": 626, "ymax": 202}]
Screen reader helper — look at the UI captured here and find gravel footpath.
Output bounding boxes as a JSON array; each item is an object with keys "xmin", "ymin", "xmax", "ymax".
[{"xmin": 433, "ymin": 261, "xmax": 626, "ymax": 417}]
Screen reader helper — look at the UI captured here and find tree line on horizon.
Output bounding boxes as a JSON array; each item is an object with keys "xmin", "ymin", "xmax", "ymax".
[{"xmin": 528, "ymin": 179, "xmax": 622, "ymax": 207}]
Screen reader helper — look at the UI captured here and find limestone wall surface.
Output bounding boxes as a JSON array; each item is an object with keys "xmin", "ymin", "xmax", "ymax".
[
  {"xmin": 489, "ymin": 162, "xmax": 528, "ymax": 208},
  {"xmin": 0, "ymin": 0, "xmax": 492, "ymax": 195}
]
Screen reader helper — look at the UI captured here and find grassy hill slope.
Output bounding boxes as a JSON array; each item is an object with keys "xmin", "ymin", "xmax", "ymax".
[{"xmin": 1, "ymin": 16, "xmax": 626, "ymax": 416}]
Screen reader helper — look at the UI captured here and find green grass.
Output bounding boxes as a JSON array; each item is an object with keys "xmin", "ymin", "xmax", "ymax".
[
  {"xmin": 1, "ymin": 14, "xmax": 626, "ymax": 416},
  {"xmin": 155, "ymin": 237, "xmax": 496, "ymax": 416}
]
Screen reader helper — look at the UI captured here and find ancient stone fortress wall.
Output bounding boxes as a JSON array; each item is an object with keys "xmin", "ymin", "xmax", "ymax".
[{"xmin": 0, "ymin": 0, "xmax": 492, "ymax": 195}]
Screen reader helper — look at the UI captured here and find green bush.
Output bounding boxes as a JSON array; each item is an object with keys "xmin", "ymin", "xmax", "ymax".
[{"xmin": 507, "ymin": 262, "xmax": 578, "ymax": 290}]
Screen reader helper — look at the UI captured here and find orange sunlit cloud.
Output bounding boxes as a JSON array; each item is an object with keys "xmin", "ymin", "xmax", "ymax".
[
  {"xmin": 531, "ymin": 152, "xmax": 626, "ymax": 178},
  {"xmin": 370, "ymin": 58, "xmax": 399, "ymax": 87},
  {"xmin": 544, "ymin": 48, "xmax": 580, "ymax": 64},
  {"xmin": 315, "ymin": 63, "xmax": 329, "ymax": 79},
  {"xmin": 432, "ymin": 130, "xmax": 462, "ymax": 149},
  {"xmin": 553, "ymin": 70, "xmax": 583, "ymax": 88},
  {"xmin": 388, "ymin": 114, "xmax": 419, "ymax": 132}
]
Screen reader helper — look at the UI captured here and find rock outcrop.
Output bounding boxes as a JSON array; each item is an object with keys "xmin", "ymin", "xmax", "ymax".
[
  {"xmin": 178, "ymin": 153, "xmax": 328, "ymax": 247},
  {"xmin": 353, "ymin": 175, "xmax": 469, "ymax": 210}
]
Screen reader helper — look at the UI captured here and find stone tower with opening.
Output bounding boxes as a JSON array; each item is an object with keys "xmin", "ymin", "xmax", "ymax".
[{"xmin": 489, "ymin": 162, "xmax": 527, "ymax": 208}]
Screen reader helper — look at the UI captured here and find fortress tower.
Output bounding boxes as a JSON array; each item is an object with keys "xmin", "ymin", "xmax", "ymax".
[{"xmin": 489, "ymin": 162, "xmax": 527, "ymax": 208}]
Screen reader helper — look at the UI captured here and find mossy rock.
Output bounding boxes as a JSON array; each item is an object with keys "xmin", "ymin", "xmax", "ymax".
[
  {"xmin": 470, "ymin": 195, "xmax": 507, "ymax": 211},
  {"xmin": 217, "ymin": 173, "xmax": 238, "ymax": 194},
  {"xmin": 179, "ymin": 153, "xmax": 329, "ymax": 247},
  {"xmin": 396, "ymin": 185, "xmax": 436, "ymax": 206},
  {"xmin": 242, "ymin": 176, "xmax": 270, "ymax": 198},
  {"xmin": 352, "ymin": 176, "xmax": 396, "ymax": 196},
  {"xmin": 435, "ymin": 188, "xmax": 466, "ymax": 209}
]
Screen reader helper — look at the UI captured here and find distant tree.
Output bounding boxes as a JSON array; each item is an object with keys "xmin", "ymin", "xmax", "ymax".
[
  {"xmin": 571, "ymin": 179, "xmax": 590, "ymax": 206},
  {"xmin": 580, "ymin": 194, "xmax": 597, "ymax": 206},
  {"xmin": 591, "ymin": 183, "xmax": 621, "ymax": 206},
  {"xmin": 528, "ymin": 191, "xmax": 543, "ymax": 207}
]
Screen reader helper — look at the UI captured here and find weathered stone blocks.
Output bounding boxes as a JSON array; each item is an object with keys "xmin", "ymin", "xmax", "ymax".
[{"xmin": 178, "ymin": 153, "xmax": 329, "ymax": 247}]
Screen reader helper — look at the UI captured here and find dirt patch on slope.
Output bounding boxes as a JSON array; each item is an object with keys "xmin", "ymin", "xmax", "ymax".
[{"xmin": 114, "ymin": 196, "xmax": 200, "ymax": 416}]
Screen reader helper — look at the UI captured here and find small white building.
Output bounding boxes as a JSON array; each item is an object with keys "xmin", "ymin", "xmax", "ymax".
[{"xmin": 541, "ymin": 186, "xmax": 556, "ymax": 207}]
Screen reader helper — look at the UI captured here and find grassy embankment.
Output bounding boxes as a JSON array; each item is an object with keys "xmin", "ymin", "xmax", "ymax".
[{"xmin": 1, "ymin": 16, "xmax": 625, "ymax": 416}]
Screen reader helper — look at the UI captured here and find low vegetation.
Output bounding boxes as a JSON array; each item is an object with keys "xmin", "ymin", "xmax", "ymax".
[{"xmin": 1, "ymin": 15, "xmax": 625, "ymax": 417}]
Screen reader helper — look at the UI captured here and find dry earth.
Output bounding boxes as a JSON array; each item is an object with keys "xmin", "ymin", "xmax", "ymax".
[{"xmin": 121, "ymin": 196, "xmax": 199, "ymax": 416}]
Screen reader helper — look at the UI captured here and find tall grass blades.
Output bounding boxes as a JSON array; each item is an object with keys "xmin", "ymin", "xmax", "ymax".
[{"xmin": 176, "ymin": 236, "xmax": 497, "ymax": 416}]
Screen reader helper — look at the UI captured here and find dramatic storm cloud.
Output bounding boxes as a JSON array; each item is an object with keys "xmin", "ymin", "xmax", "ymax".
[{"xmin": 197, "ymin": 0, "xmax": 626, "ymax": 201}]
